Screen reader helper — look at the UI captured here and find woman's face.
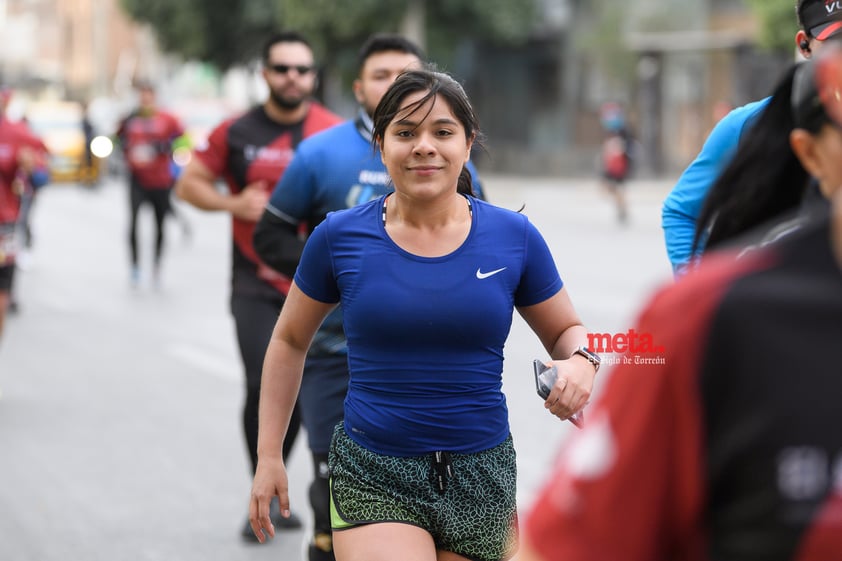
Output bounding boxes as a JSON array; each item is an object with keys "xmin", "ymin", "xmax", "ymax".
[
  {"xmin": 793, "ymin": 123, "xmax": 842, "ymax": 198},
  {"xmin": 379, "ymin": 91, "xmax": 473, "ymax": 200}
]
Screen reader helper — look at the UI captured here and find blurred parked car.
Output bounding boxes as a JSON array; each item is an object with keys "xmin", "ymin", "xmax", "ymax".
[{"xmin": 25, "ymin": 100, "xmax": 113, "ymax": 185}]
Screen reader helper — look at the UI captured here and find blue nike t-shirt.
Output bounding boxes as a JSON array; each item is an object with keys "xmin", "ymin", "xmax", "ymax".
[
  {"xmin": 266, "ymin": 116, "xmax": 487, "ymax": 358},
  {"xmin": 294, "ymin": 195, "xmax": 563, "ymax": 455}
]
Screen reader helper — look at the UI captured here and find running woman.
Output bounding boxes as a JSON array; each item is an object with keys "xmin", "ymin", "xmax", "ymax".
[{"xmin": 249, "ymin": 68, "xmax": 598, "ymax": 561}]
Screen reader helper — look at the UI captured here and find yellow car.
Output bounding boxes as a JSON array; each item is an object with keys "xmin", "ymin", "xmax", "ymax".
[{"xmin": 24, "ymin": 100, "xmax": 112, "ymax": 184}]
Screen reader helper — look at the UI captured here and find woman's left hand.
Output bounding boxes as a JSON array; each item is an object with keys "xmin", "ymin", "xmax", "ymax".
[{"xmin": 543, "ymin": 357, "xmax": 596, "ymax": 421}]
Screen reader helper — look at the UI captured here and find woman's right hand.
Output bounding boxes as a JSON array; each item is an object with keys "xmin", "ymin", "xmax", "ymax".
[{"xmin": 248, "ymin": 456, "xmax": 289, "ymax": 543}]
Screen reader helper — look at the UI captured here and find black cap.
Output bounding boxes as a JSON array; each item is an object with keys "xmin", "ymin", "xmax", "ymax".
[
  {"xmin": 799, "ymin": 0, "xmax": 842, "ymax": 40},
  {"xmin": 792, "ymin": 42, "xmax": 842, "ymax": 132}
]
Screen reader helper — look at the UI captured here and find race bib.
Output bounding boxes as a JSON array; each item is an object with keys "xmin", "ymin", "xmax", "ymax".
[{"xmin": 128, "ymin": 143, "xmax": 157, "ymax": 166}]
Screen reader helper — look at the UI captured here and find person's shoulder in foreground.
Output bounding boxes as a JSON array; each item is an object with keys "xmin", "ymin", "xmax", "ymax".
[
  {"xmin": 519, "ymin": 210, "xmax": 842, "ymax": 561},
  {"xmin": 662, "ymin": 96, "xmax": 771, "ymax": 274}
]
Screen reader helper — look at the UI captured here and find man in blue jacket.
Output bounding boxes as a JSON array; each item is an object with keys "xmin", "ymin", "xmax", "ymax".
[{"xmin": 662, "ymin": 0, "xmax": 842, "ymax": 274}]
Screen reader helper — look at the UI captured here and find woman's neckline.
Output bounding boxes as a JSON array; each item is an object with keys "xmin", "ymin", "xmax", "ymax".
[{"xmin": 381, "ymin": 193, "xmax": 473, "ymax": 226}]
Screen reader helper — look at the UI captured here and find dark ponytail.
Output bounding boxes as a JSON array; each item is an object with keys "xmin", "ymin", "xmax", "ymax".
[
  {"xmin": 457, "ymin": 166, "xmax": 474, "ymax": 196},
  {"xmin": 693, "ymin": 64, "xmax": 810, "ymax": 254}
]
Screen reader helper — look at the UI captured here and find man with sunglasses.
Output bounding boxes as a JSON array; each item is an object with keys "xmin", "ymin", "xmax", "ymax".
[
  {"xmin": 175, "ymin": 30, "xmax": 341, "ymax": 541},
  {"xmin": 662, "ymin": 0, "xmax": 842, "ymax": 275}
]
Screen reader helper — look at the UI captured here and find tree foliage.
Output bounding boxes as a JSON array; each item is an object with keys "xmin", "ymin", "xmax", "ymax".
[
  {"xmin": 120, "ymin": 0, "xmax": 279, "ymax": 70},
  {"xmin": 120, "ymin": 0, "xmax": 538, "ymax": 72},
  {"xmin": 747, "ymin": 0, "xmax": 800, "ymax": 53},
  {"xmin": 572, "ymin": 1, "xmax": 637, "ymax": 89}
]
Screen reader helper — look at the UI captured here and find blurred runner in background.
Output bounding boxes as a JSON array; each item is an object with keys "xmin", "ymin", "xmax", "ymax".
[
  {"xmin": 0, "ymin": 85, "xmax": 48, "ymax": 342},
  {"xmin": 116, "ymin": 81, "xmax": 185, "ymax": 289},
  {"xmin": 598, "ymin": 102, "xmax": 636, "ymax": 225}
]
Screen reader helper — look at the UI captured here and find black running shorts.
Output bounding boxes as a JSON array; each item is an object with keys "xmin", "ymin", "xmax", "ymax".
[{"xmin": 0, "ymin": 264, "xmax": 14, "ymax": 291}]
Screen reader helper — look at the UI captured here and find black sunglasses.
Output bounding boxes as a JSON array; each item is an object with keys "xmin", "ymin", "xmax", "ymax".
[{"xmin": 268, "ymin": 64, "xmax": 314, "ymax": 75}]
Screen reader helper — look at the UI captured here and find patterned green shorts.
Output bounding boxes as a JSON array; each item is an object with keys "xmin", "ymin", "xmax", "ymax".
[{"xmin": 328, "ymin": 424, "xmax": 518, "ymax": 561}]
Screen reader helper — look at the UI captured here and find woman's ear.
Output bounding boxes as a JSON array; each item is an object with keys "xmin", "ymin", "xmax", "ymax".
[
  {"xmin": 790, "ymin": 128, "xmax": 822, "ymax": 179},
  {"xmin": 377, "ymin": 140, "xmax": 386, "ymax": 164}
]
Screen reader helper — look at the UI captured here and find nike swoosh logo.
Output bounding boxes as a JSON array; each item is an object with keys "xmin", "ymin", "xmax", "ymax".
[{"xmin": 476, "ymin": 267, "xmax": 507, "ymax": 279}]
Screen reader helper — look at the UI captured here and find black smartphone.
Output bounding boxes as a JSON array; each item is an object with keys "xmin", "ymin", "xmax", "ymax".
[
  {"xmin": 533, "ymin": 359, "xmax": 584, "ymax": 428},
  {"xmin": 533, "ymin": 359, "xmax": 557, "ymax": 400}
]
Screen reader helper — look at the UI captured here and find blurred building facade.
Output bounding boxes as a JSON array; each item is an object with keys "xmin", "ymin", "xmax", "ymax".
[
  {"xmin": 0, "ymin": 0, "xmax": 162, "ymax": 102},
  {"xmin": 0, "ymin": 0, "xmax": 788, "ymax": 177},
  {"xmin": 464, "ymin": 0, "xmax": 788, "ymax": 176}
]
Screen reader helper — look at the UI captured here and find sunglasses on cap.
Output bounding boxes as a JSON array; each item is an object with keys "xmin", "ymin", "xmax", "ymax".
[{"xmin": 268, "ymin": 64, "xmax": 314, "ymax": 75}]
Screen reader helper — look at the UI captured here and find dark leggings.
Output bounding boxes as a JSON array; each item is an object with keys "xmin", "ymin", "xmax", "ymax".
[
  {"xmin": 310, "ymin": 452, "xmax": 331, "ymax": 536},
  {"xmin": 231, "ymin": 292, "xmax": 301, "ymax": 473},
  {"xmin": 128, "ymin": 177, "xmax": 172, "ymax": 267}
]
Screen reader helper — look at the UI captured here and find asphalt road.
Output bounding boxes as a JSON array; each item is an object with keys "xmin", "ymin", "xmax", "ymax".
[{"xmin": 0, "ymin": 173, "xmax": 675, "ymax": 560}]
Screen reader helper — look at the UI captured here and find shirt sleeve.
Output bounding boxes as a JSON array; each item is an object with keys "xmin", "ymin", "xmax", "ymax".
[
  {"xmin": 267, "ymin": 147, "xmax": 317, "ymax": 221},
  {"xmin": 514, "ymin": 219, "xmax": 563, "ymax": 307},
  {"xmin": 194, "ymin": 121, "xmax": 230, "ymax": 177},
  {"xmin": 661, "ymin": 99, "xmax": 768, "ymax": 275},
  {"xmin": 293, "ymin": 217, "xmax": 340, "ymax": 304}
]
